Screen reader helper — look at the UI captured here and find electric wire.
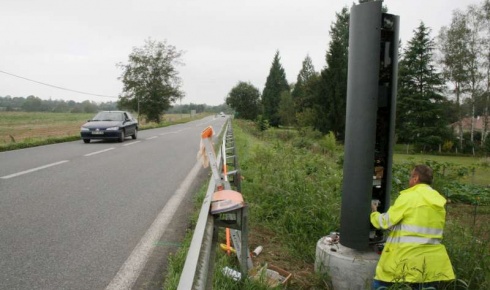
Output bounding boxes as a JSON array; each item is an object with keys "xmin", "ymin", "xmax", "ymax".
[{"xmin": 0, "ymin": 69, "xmax": 118, "ymax": 98}]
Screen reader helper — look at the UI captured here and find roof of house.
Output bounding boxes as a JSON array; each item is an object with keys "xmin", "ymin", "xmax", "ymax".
[{"xmin": 450, "ymin": 116, "xmax": 490, "ymax": 131}]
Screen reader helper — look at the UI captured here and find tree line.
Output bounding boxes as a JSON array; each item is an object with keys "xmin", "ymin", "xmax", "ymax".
[
  {"xmin": 0, "ymin": 95, "xmax": 227, "ymax": 116},
  {"xmin": 226, "ymin": 0, "xmax": 490, "ymax": 155},
  {"xmin": 0, "ymin": 95, "xmax": 118, "ymax": 113}
]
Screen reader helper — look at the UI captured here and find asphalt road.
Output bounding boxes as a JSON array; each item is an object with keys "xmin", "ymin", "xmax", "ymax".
[{"xmin": 0, "ymin": 115, "xmax": 227, "ymax": 290}]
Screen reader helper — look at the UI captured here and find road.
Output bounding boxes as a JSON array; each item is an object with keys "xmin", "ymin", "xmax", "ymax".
[{"xmin": 0, "ymin": 115, "xmax": 227, "ymax": 290}]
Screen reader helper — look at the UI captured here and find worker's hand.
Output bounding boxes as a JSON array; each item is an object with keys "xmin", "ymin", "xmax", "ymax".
[{"xmin": 371, "ymin": 200, "xmax": 380, "ymax": 212}]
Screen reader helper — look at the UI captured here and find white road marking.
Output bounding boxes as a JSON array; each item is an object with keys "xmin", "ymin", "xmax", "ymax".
[
  {"xmin": 84, "ymin": 148, "xmax": 115, "ymax": 157},
  {"xmin": 105, "ymin": 161, "xmax": 203, "ymax": 290},
  {"xmin": 1, "ymin": 160, "xmax": 69, "ymax": 179},
  {"xmin": 123, "ymin": 141, "xmax": 142, "ymax": 146},
  {"xmin": 145, "ymin": 136, "xmax": 158, "ymax": 140},
  {"xmin": 159, "ymin": 130, "xmax": 181, "ymax": 136}
]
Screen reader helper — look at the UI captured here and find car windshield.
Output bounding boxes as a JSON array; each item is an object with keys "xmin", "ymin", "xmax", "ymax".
[{"xmin": 92, "ymin": 112, "xmax": 124, "ymax": 121}]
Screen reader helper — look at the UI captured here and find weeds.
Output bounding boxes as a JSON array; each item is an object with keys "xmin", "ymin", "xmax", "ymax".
[
  {"xmin": 236, "ymin": 129, "xmax": 342, "ymax": 261},
  {"xmin": 477, "ymin": 157, "xmax": 490, "ymax": 168},
  {"xmin": 443, "ymin": 221, "xmax": 490, "ymax": 289},
  {"xmin": 164, "ymin": 119, "xmax": 488, "ymax": 289},
  {"xmin": 391, "ymin": 160, "xmax": 490, "ymax": 205}
]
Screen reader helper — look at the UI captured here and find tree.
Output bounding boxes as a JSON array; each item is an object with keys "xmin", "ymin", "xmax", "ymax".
[
  {"xmin": 118, "ymin": 39, "xmax": 184, "ymax": 123},
  {"xmin": 397, "ymin": 22, "xmax": 451, "ymax": 151},
  {"xmin": 52, "ymin": 100, "xmax": 69, "ymax": 113},
  {"xmin": 480, "ymin": 0, "xmax": 490, "ymax": 143},
  {"xmin": 21, "ymin": 95, "xmax": 43, "ymax": 112},
  {"xmin": 262, "ymin": 51, "xmax": 289, "ymax": 127},
  {"xmin": 225, "ymin": 81, "xmax": 261, "ymax": 120},
  {"xmin": 292, "ymin": 55, "xmax": 318, "ymax": 112},
  {"xmin": 81, "ymin": 100, "xmax": 98, "ymax": 113},
  {"xmin": 439, "ymin": 10, "xmax": 472, "ymax": 150},
  {"xmin": 278, "ymin": 90, "xmax": 295, "ymax": 127},
  {"xmin": 439, "ymin": 5, "xmax": 487, "ymax": 154},
  {"xmin": 465, "ymin": 3, "xmax": 485, "ymax": 154},
  {"xmin": 315, "ymin": 7, "xmax": 349, "ymax": 139}
]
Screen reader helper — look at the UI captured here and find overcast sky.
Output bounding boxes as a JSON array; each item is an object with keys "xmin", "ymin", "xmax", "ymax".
[{"xmin": 0, "ymin": 0, "xmax": 481, "ymax": 106}]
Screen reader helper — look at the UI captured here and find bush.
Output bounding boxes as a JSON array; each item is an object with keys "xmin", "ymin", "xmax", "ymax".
[
  {"xmin": 477, "ymin": 157, "xmax": 490, "ymax": 168},
  {"xmin": 443, "ymin": 140, "xmax": 454, "ymax": 152},
  {"xmin": 319, "ymin": 131, "xmax": 338, "ymax": 155},
  {"xmin": 255, "ymin": 115, "xmax": 269, "ymax": 132}
]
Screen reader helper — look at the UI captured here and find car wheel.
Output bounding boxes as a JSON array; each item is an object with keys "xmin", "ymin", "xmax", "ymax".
[
  {"xmin": 132, "ymin": 128, "xmax": 138, "ymax": 139},
  {"xmin": 83, "ymin": 139, "xmax": 90, "ymax": 143},
  {"xmin": 119, "ymin": 130, "xmax": 125, "ymax": 142}
]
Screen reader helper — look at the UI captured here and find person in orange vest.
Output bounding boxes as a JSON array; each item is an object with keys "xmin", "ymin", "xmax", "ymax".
[{"xmin": 371, "ymin": 164, "xmax": 455, "ymax": 290}]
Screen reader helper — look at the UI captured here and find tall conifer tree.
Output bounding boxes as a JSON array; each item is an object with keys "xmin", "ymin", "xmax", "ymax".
[
  {"xmin": 262, "ymin": 51, "xmax": 289, "ymax": 127},
  {"xmin": 397, "ymin": 22, "xmax": 450, "ymax": 151},
  {"xmin": 315, "ymin": 7, "xmax": 349, "ymax": 139},
  {"xmin": 292, "ymin": 55, "xmax": 318, "ymax": 111}
]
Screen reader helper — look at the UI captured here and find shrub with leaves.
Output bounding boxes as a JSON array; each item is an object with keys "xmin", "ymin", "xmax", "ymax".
[{"xmin": 255, "ymin": 115, "xmax": 269, "ymax": 132}]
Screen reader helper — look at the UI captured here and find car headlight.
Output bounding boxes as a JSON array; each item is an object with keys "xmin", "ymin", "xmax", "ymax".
[
  {"xmin": 80, "ymin": 127, "xmax": 89, "ymax": 131},
  {"xmin": 105, "ymin": 127, "xmax": 120, "ymax": 131}
]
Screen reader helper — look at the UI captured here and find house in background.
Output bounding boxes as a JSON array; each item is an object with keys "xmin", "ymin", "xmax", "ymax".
[{"xmin": 450, "ymin": 116, "xmax": 490, "ymax": 141}]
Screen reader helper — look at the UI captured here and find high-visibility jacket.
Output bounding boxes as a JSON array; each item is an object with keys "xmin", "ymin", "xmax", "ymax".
[{"xmin": 370, "ymin": 183, "xmax": 455, "ymax": 283}]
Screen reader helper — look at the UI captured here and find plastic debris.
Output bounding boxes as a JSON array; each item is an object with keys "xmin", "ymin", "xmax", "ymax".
[
  {"xmin": 222, "ymin": 266, "xmax": 241, "ymax": 281},
  {"xmin": 252, "ymin": 245, "xmax": 263, "ymax": 257}
]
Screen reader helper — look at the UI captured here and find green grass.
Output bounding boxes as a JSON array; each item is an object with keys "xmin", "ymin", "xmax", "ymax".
[
  {"xmin": 0, "ymin": 112, "xmax": 93, "ymax": 144},
  {"xmin": 0, "ymin": 111, "xmax": 209, "ymax": 152},
  {"xmin": 394, "ymin": 154, "xmax": 490, "ymax": 186},
  {"xmin": 162, "ymin": 183, "xmax": 207, "ymax": 289},
  {"xmin": 211, "ymin": 120, "xmax": 488, "ymax": 289}
]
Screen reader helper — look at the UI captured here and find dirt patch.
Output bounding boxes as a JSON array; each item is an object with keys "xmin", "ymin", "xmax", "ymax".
[{"xmin": 246, "ymin": 226, "xmax": 329, "ymax": 289}]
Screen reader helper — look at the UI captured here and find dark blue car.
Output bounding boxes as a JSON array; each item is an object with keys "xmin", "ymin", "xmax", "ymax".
[{"xmin": 80, "ymin": 111, "xmax": 138, "ymax": 143}]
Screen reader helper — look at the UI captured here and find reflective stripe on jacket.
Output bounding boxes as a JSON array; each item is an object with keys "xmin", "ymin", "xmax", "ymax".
[{"xmin": 370, "ymin": 183, "xmax": 455, "ymax": 283}]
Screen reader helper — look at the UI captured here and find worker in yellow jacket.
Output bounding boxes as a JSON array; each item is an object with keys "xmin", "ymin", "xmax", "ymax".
[{"xmin": 370, "ymin": 164, "xmax": 455, "ymax": 289}]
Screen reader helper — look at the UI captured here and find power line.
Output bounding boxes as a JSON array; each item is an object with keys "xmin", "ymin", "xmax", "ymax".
[{"xmin": 0, "ymin": 69, "xmax": 118, "ymax": 99}]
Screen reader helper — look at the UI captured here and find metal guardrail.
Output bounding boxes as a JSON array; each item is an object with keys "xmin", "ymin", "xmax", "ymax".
[{"xmin": 177, "ymin": 120, "xmax": 242, "ymax": 290}]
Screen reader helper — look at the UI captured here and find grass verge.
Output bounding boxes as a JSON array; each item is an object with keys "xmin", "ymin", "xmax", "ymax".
[{"xmin": 163, "ymin": 119, "xmax": 489, "ymax": 290}]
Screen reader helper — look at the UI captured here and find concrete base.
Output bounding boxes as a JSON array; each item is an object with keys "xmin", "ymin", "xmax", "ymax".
[{"xmin": 315, "ymin": 236, "xmax": 380, "ymax": 290}]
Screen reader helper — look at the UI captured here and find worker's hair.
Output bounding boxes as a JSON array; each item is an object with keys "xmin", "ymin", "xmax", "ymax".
[{"xmin": 413, "ymin": 164, "xmax": 433, "ymax": 185}]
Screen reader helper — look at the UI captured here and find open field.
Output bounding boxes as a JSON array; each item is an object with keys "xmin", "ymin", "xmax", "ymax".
[
  {"xmin": 394, "ymin": 154, "xmax": 490, "ymax": 187},
  {"xmin": 0, "ymin": 112, "xmax": 94, "ymax": 144},
  {"xmin": 0, "ymin": 111, "xmax": 201, "ymax": 145}
]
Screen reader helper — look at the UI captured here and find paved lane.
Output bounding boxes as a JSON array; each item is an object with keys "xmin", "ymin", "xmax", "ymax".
[{"xmin": 0, "ymin": 116, "xmax": 226, "ymax": 289}]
